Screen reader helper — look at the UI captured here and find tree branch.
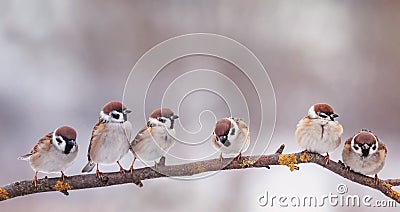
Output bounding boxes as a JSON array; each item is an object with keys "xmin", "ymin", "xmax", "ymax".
[{"xmin": 1, "ymin": 144, "xmax": 399, "ymax": 203}]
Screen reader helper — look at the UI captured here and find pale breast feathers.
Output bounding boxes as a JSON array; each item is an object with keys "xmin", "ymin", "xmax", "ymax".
[{"xmin": 234, "ymin": 118, "xmax": 249, "ymax": 136}]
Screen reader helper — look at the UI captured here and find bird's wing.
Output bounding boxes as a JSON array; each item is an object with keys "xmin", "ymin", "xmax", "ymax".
[
  {"xmin": 87, "ymin": 120, "xmax": 106, "ymax": 161},
  {"xmin": 131, "ymin": 125, "xmax": 151, "ymax": 147},
  {"xmin": 19, "ymin": 132, "xmax": 52, "ymax": 160}
]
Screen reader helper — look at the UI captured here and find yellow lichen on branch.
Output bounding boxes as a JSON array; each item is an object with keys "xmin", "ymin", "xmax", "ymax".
[
  {"xmin": 300, "ymin": 152, "xmax": 311, "ymax": 162},
  {"xmin": 382, "ymin": 182, "xmax": 400, "ymax": 199},
  {"xmin": 55, "ymin": 181, "xmax": 72, "ymax": 192},
  {"xmin": 1, "ymin": 146, "xmax": 400, "ymax": 203},
  {"xmin": 0, "ymin": 188, "xmax": 9, "ymax": 200},
  {"xmin": 239, "ymin": 160, "xmax": 256, "ymax": 168},
  {"xmin": 278, "ymin": 154, "xmax": 299, "ymax": 171}
]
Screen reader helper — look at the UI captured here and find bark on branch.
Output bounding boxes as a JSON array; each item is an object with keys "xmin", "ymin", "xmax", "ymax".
[{"xmin": 1, "ymin": 144, "xmax": 399, "ymax": 203}]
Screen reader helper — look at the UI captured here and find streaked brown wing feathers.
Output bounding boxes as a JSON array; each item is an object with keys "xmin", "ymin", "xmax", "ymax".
[
  {"xmin": 131, "ymin": 125, "xmax": 150, "ymax": 146},
  {"xmin": 87, "ymin": 120, "xmax": 106, "ymax": 161},
  {"xmin": 31, "ymin": 132, "xmax": 52, "ymax": 155}
]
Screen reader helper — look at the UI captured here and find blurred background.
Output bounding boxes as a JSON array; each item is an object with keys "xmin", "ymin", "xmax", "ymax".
[{"xmin": 1, "ymin": 1, "xmax": 400, "ymax": 211}]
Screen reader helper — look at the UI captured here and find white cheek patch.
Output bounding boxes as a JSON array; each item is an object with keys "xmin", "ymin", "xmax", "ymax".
[
  {"xmin": 370, "ymin": 142, "xmax": 379, "ymax": 154},
  {"xmin": 100, "ymin": 111, "xmax": 111, "ymax": 122},
  {"xmin": 350, "ymin": 135, "xmax": 362, "ymax": 155},
  {"xmin": 109, "ymin": 111, "xmax": 125, "ymax": 123},
  {"xmin": 351, "ymin": 144, "xmax": 361, "ymax": 154},
  {"xmin": 228, "ymin": 119, "xmax": 239, "ymax": 141},
  {"xmin": 148, "ymin": 118, "xmax": 159, "ymax": 126},
  {"xmin": 52, "ymin": 135, "xmax": 66, "ymax": 152},
  {"xmin": 230, "ymin": 128, "xmax": 236, "ymax": 135},
  {"xmin": 370, "ymin": 132, "xmax": 379, "ymax": 154},
  {"xmin": 308, "ymin": 105, "xmax": 317, "ymax": 118},
  {"xmin": 164, "ymin": 119, "xmax": 172, "ymax": 129}
]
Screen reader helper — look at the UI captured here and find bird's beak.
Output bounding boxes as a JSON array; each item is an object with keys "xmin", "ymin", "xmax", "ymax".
[
  {"xmin": 124, "ymin": 109, "xmax": 132, "ymax": 114},
  {"xmin": 219, "ymin": 136, "xmax": 227, "ymax": 143},
  {"xmin": 361, "ymin": 146, "xmax": 370, "ymax": 157},
  {"xmin": 64, "ymin": 140, "xmax": 76, "ymax": 154},
  {"xmin": 330, "ymin": 113, "xmax": 339, "ymax": 121},
  {"xmin": 67, "ymin": 140, "xmax": 76, "ymax": 146},
  {"xmin": 172, "ymin": 114, "xmax": 179, "ymax": 119},
  {"xmin": 219, "ymin": 136, "xmax": 231, "ymax": 147}
]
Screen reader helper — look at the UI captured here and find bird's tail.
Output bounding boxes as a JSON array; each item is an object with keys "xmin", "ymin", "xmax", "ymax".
[{"xmin": 81, "ymin": 161, "xmax": 96, "ymax": 173}]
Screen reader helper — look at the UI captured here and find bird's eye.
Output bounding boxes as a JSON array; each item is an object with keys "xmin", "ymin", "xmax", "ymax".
[
  {"xmin": 353, "ymin": 145, "xmax": 359, "ymax": 151},
  {"xmin": 372, "ymin": 145, "xmax": 376, "ymax": 151},
  {"xmin": 111, "ymin": 113, "xmax": 120, "ymax": 120},
  {"xmin": 318, "ymin": 112, "xmax": 328, "ymax": 118},
  {"xmin": 158, "ymin": 117, "xmax": 166, "ymax": 123},
  {"xmin": 56, "ymin": 137, "xmax": 63, "ymax": 144}
]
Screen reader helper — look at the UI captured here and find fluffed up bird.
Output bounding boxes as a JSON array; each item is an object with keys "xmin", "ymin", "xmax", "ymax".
[
  {"xmin": 130, "ymin": 108, "xmax": 178, "ymax": 170},
  {"xmin": 212, "ymin": 117, "xmax": 250, "ymax": 161},
  {"xmin": 82, "ymin": 101, "xmax": 132, "ymax": 177},
  {"xmin": 19, "ymin": 126, "xmax": 78, "ymax": 186},
  {"xmin": 342, "ymin": 129, "xmax": 387, "ymax": 185},
  {"xmin": 295, "ymin": 103, "xmax": 343, "ymax": 164}
]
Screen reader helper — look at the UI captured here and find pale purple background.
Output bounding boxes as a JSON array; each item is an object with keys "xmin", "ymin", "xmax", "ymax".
[{"xmin": 1, "ymin": 1, "xmax": 399, "ymax": 211}]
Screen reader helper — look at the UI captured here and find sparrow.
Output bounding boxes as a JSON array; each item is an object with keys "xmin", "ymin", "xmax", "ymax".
[
  {"xmin": 18, "ymin": 126, "xmax": 78, "ymax": 186},
  {"xmin": 130, "ymin": 108, "xmax": 179, "ymax": 170},
  {"xmin": 82, "ymin": 101, "xmax": 132, "ymax": 177},
  {"xmin": 212, "ymin": 117, "xmax": 250, "ymax": 161},
  {"xmin": 342, "ymin": 129, "xmax": 387, "ymax": 185},
  {"xmin": 295, "ymin": 103, "xmax": 343, "ymax": 164}
]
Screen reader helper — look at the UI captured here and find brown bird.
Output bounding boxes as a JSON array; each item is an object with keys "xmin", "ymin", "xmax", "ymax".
[
  {"xmin": 82, "ymin": 101, "xmax": 132, "ymax": 177},
  {"xmin": 212, "ymin": 117, "xmax": 250, "ymax": 161},
  {"xmin": 295, "ymin": 103, "xmax": 343, "ymax": 164},
  {"xmin": 19, "ymin": 126, "xmax": 78, "ymax": 186},
  {"xmin": 130, "ymin": 108, "xmax": 178, "ymax": 170},
  {"xmin": 342, "ymin": 129, "xmax": 387, "ymax": 185}
]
